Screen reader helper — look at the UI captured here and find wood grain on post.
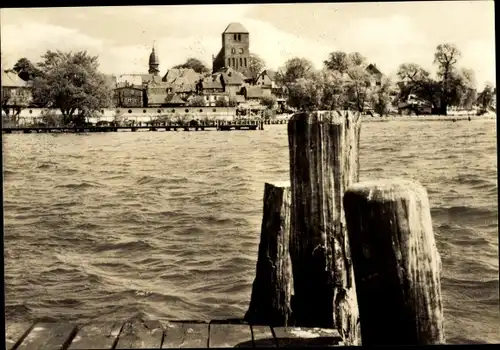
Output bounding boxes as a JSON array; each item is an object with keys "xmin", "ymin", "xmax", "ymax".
[
  {"xmin": 343, "ymin": 179, "xmax": 445, "ymax": 345},
  {"xmin": 245, "ymin": 181, "xmax": 293, "ymax": 326},
  {"xmin": 288, "ymin": 110, "xmax": 361, "ymax": 345}
]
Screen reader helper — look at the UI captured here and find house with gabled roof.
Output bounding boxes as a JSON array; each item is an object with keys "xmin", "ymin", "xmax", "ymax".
[{"xmin": 366, "ymin": 63, "xmax": 383, "ymax": 87}]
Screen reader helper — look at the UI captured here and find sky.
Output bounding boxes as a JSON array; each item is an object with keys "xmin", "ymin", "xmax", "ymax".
[{"xmin": 0, "ymin": 1, "xmax": 496, "ymax": 89}]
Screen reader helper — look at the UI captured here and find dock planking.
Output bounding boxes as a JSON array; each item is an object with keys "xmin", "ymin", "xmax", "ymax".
[
  {"xmin": 115, "ymin": 319, "xmax": 164, "ymax": 349},
  {"xmin": 15, "ymin": 322, "xmax": 78, "ymax": 350},
  {"xmin": 273, "ymin": 327, "xmax": 343, "ymax": 347},
  {"xmin": 68, "ymin": 322, "xmax": 123, "ymax": 349},
  {"xmin": 250, "ymin": 326, "xmax": 276, "ymax": 348},
  {"xmin": 162, "ymin": 322, "xmax": 209, "ymax": 348},
  {"xmin": 6, "ymin": 320, "xmax": 343, "ymax": 349},
  {"xmin": 208, "ymin": 324, "xmax": 253, "ymax": 348}
]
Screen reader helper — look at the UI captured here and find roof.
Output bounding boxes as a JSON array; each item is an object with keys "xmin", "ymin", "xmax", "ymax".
[
  {"xmin": 201, "ymin": 78, "xmax": 224, "ymax": 90},
  {"xmin": 223, "ymin": 22, "xmax": 249, "ymax": 34},
  {"xmin": 115, "ymin": 83, "xmax": 143, "ymax": 90},
  {"xmin": 1, "ymin": 70, "xmax": 28, "ymax": 87},
  {"xmin": 218, "ymin": 67, "xmax": 245, "ymax": 85},
  {"xmin": 166, "ymin": 94, "xmax": 186, "ymax": 105},
  {"xmin": 148, "ymin": 91, "xmax": 168, "ymax": 105},
  {"xmin": 257, "ymin": 69, "xmax": 276, "ymax": 82},
  {"xmin": 366, "ymin": 64, "xmax": 382, "ymax": 76},
  {"xmin": 245, "ymin": 86, "xmax": 265, "ymax": 99}
]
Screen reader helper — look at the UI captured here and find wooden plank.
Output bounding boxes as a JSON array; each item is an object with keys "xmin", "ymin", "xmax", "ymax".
[
  {"xmin": 115, "ymin": 319, "xmax": 164, "ymax": 349},
  {"xmin": 162, "ymin": 322, "xmax": 209, "ymax": 348},
  {"xmin": 273, "ymin": 327, "xmax": 343, "ymax": 347},
  {"xmin": 67, "ymin": 322, "xmax": 123, "ymax": 349},
  {"xmin": 208, "ymin": 324, "xmax": 253, "ymax": 348},
  {"xmin": 251, "ymin": 325, "xmax": 277, "ymax": 348},
  {"xmin": 16, "ymin": 322, "xmax": 78, "ymax": 350},
  {"xmin": 5, "ymin": 322, "xmax": 34, "ymax": 350}
]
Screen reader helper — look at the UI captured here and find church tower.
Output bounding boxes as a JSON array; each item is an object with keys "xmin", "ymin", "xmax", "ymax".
[
  {"xmin": 213, "ymin": 23, "xmax": 250, "ymax": 77},
  {"xmin": 148, "ymin": 42, "xmax": 160, "ymax": 76}
]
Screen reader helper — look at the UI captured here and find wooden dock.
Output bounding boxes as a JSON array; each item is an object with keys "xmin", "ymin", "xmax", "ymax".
[{"xmin": 6, "ymin": 319, "xmax": 343, "ymax": 349}]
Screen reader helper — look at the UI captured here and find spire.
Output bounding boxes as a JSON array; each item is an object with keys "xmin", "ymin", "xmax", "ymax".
[{"xmin": 148, "ymin": 41, "xmax": 160, "ymax": 76}]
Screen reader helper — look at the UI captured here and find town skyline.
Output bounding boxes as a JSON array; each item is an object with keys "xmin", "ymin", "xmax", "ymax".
[{"xmin": 1, "ymin": 2, "xmax": 495, "ymax": 89}]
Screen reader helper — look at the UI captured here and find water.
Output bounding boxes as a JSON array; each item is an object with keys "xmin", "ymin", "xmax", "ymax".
[{"xmin": 3, "ymin": 120, "xmax": 498, "ymax": 344}]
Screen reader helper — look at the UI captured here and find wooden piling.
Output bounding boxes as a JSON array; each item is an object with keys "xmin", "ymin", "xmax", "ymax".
[
  {"xmin": 343, "ymin": 178, "xmax": 445, "ymax": 345},
  {"xmin": 245, "ymin": 181, "xmax": 293, "ymax": 326},
  {"xmin": 288, "ymin": 110, "xmax": 361, "ymax": 345}
]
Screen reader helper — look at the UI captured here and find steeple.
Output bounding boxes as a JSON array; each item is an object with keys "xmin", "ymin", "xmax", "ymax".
[{"xmin": 148, "ymin": 41, "xmax": 160, "ymax": 76}]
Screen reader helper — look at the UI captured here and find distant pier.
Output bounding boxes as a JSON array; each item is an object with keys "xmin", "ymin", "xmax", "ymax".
[{"xmin": 2, "ymin": 120, "xmax": 267, "ymax": 134}]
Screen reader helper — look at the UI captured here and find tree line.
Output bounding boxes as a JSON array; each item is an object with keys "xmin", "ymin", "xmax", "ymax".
[{"xmin": 274, "ymin": 43, "xmax": 494, "ymax": 116}]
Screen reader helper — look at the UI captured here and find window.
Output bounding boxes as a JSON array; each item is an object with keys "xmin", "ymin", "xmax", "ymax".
[
  {"xmin": 244, "ymin": 58, "xmax": 247, "ymax": 67},
  {"xmin": 232, "ymin": 58, "xmax": 236, "ymax": 66},
  {"xmin": 240, "ymin": 58, "xmax": 243, "ymax": 66},
  {"xmin": 238, "ymin": 34, "xmax": 241, "ymax": 41},
  {"xmin": 128, "ymin": 109, "xmax": 132, "ymax": 113},
  {"xmin": 213, "ymin": 108, "xmax": 217, "ymax": 112},
  {"xmin": 171, "ymin": 109, "xmax": 175, "ymax": 113},
  {"xmin": 227, "ymin": 58, "xmax": 231, "ymax": 67},
  {"xmin": 231, "ymin": 48, "xmax": 236, "ymax": 54},
  {"xmin": 157, "ymin": 109, "xmax": 161, "ymax": 113},
  {"xmin": 234, "ymin": 34, "xmax": 237, "ymax": 40},
  {"xmin": 143, "ymin": 109, "xmax": 147, "ymax": 113},
  {"xmin": 199, "ymin": 109, "xmax": 203, "ymax": 112},
  {"xmin": 185, "ymin": 109, "xmax": 189, "ymax": 113},
  {"xmin": 116, "ymin": 109, "xmax": 120, "ymax": 113},
  {"xmin": 101, "ymin": 110, "xmax": 105, "ymax": 114},
  {"xmin": 29, "ymin": 110, "xmax": 32, "ymax": 114}
]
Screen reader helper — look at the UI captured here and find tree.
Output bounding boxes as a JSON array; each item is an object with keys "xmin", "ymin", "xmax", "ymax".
[
  {"xmin": 434, "ymin": 43, "xmax": 461, "ymax": 114},
  {"xmin": 324, "ymin": 51, "xmax": 350, "ymax": 74},
  {"xmin": 260, "ymin": 95, "xmax": 277, "ymax": 110},
  {"xmin": 347, "ymin": 52, "xmax": 366, "ymax": 67},
  {"xmin": 248, "ymin": 53, "xmax": 266, "ymax": 80},
  {"xmin": 215, "ymin": 96, "xmax": 228, "ymax": 107},
  {"xmin": 477, "ymin": 83, "xmax": 495, "ymax": 111},
  {"xmin": 396, "ymin": 63, "xmax": 441, "ymax": 109},
  {"xmin": 345, "ymin": 66, "xmax": 373, "ymax": 112},
  {"xmin": 173, "ymin": 58, "xmax": 209, "ymax": 74},
  {"xmin": 31, "ymin": 50, "xmax": 112, "ymax": 125},
  {"xmin": 13, "ymin": 58, "xmax": 42, "ymax": 81},
  {"xmin": 371, "ymin": 78, "xmax": 396, "ymax": 116},
  {"xmin": 276, "ymin": 57, "xmax": 315, "ymax": 88},
  {"xmin": 188, "ymin": 95, "xmax": 207, "ymax": 107}
]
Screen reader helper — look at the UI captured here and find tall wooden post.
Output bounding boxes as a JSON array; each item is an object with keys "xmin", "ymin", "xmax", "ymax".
[
  {"xmin": 343, "ymin": 179, "xmax": 445, "ymax": 345},
  {"xmin": 245, "ymin": 181, "xmax": 293, "ymax": 326},
  {"xmin": 288, "ymin": 110, "xmax": 361, "ymax": 345}
]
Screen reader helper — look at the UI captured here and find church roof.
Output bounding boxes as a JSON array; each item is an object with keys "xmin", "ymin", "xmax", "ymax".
[
  {"xmin": 223, "ymin": 22, "xmax": 249, "ymax": 34},
  {"xmin": 149, "ymin": 47, "xmax": 159, "ymax": 65}
]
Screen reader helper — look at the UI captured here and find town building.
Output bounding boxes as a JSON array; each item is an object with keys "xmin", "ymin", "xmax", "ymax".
[
  {"xmin": 366, "ymin": 64, "xmax": 383, "ymax": 86},
  {"xmin": 212, "ymin": 23, "xmax": 251, "ymax": 78},
  {"xmin": 1, "ymin": 70, "xmax": 33, "ymax": 113},
  {"xmin": 114, "ymin": 82, "xmax": 144, "ymax": 108}
]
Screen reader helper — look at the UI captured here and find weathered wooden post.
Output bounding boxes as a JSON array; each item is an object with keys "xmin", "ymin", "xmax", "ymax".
[
  {"xmin": 288, "ymin": 110, "xmax": 361, "ymax": 345},
  {"xmin": 343, "ymin": 179, "xmax": 445, "ymax": 345},
  {"xmin": 245, "ymin": 181, "xmax": 293, "ymax": 326}
]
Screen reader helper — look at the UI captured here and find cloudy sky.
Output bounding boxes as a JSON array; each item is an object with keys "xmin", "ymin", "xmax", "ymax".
[{"xmin": 1, "ymin": 1, "xmax": 495, "ymax": 89}]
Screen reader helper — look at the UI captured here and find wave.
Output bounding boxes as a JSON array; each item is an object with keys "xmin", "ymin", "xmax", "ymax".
[
  {"xmin": 54, "ymin": 181, "xmax": 103, "ymax": 189},
  {"xmin": 92, "ymin": 239, "xmax": 155, "ymax": 253}
]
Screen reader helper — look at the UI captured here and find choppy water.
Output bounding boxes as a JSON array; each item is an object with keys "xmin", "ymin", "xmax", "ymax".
[{"xmin": 3, "ymin": 120, "xmax": 499, "ymax": 344}]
